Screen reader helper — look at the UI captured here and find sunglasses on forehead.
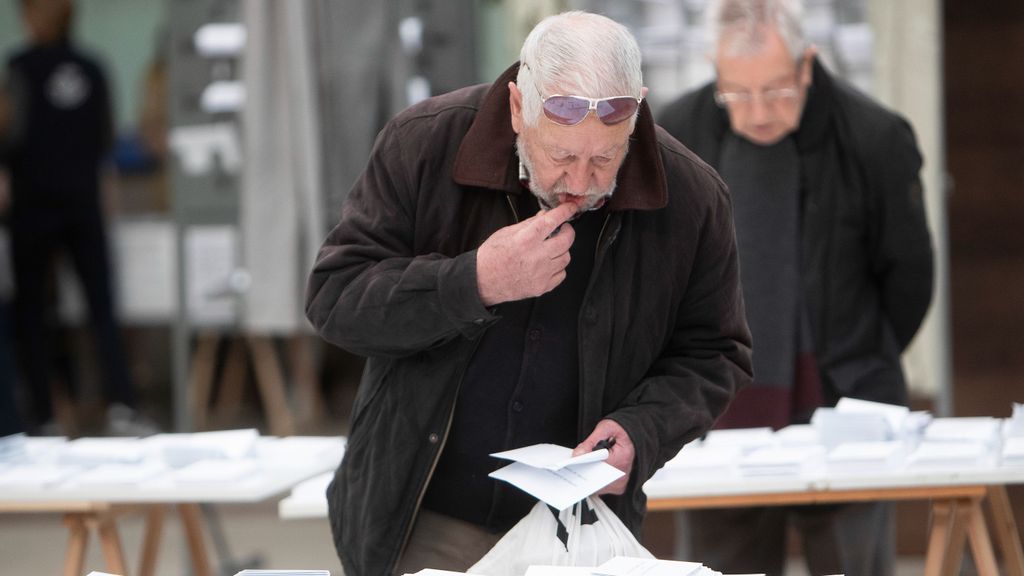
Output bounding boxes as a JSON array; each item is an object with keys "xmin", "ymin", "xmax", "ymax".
[{"xmin": 541, "ymin": 94, "xmax": 642, "ymax": 126}]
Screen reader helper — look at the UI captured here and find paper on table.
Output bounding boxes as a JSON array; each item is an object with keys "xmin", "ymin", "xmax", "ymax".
[
  {"xmin": 594, "ymin": 556, "xmax": 704, "ymax": 576},
  {"xmin": 835, "ymin": 397, "xmax": 909, "ymax": 435},
  {"xmin": 523, "ymin": 567, "xmax": 597, "ymax": 576},
  {"xmin": 491, "ymin": 443, "xmax": 609, "ymax": 470},
  {"xmin": 172, "ymin": 459, "xmax": 259, "ymax": 484},
  {"xmin": 0, "ymin": 464, "xmax": 82, "ymax": 487},
  {"xmin": 404, "ymin": 570, "xmax": 470, "ymax": 576},
  {"xmin": 701, "ymin": 428, "xmax": 775, "ymax": 453},
  {"xmin": 73, "ymin": 462, "xmax": 166, "ymax": 486},
  {"xmin": 60, "ymin": 437, "xmax": 148, "ymax": 466},
  {"xmin": 233, "ymin": 565, "xmax": 329, "ymax": 569},
  {"xmin": 490, "ymin": 460, "xmax": 623, "ymax": 511}
]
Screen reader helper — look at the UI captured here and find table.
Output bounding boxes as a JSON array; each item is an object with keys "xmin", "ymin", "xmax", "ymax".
[
  {"xmin": 644, "ymin": 464, "xmax": 1024, "ymax": 576},
  {"xmin": 0, "ymin": 435, "xmax": 344, "ymax": 576},
  {"xmin": 281, "ymin": 463, "xmax": 1024, "ymax": 576}
]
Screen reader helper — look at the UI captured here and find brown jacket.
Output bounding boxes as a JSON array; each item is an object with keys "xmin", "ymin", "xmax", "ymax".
[{"xmin": 306, "ymin": 64, "xmax": 752, "ymax": 576}]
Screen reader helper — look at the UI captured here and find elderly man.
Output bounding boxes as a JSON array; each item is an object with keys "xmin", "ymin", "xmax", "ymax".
[
  {"xmin": 306, "ymin": 11, "xmax": 752, "ymax": 576},
  {"xmin": 660, "ymin": 1, "xmax": 934, "ymax": 575}
]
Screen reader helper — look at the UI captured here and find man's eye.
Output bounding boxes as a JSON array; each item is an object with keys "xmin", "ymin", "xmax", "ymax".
[
  {"xmin": 593, "ymin": 156, "xmax": 612, "ymax": 166},
  {"xmin": 552, "ymin": 155, "xmax": 575, "ymax": 164}
]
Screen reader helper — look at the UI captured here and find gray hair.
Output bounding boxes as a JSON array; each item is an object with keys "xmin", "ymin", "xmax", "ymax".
[
  {"xmin": 706, "ymin": 0, "xmax": 806, "ymax": 61},
  {"xmin": 516, "ymin": 11, "xmax": 643, "ymax": 128}
]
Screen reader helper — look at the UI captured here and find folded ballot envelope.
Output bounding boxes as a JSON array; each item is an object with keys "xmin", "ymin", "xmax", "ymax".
[{"xmin": 488, "ymin": 443, "xmax": 623, "ymax": 511}]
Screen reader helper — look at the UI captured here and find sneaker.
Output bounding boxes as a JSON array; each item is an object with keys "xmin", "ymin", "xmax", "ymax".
[{"xmin": 105, "ymin": 403, "xmax": 161, "ymax": 437}]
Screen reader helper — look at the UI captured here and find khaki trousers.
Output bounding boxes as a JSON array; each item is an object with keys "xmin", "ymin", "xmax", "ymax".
[{"xmin": 393, "ymin": 509, "xmax": 506, "ymax": 576}]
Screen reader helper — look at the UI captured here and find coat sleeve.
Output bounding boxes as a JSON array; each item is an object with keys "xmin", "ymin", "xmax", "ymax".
[
  {"xmin": 305, "ymin": 120, "xmax": 497, "ymax": 358},
  {"xmin": 867, "ymin": 119, "xmax": 934, "ymax": 349},
  {"xmin": 607, "ymin": 176, "xmax": 753, "ymax": 493}
]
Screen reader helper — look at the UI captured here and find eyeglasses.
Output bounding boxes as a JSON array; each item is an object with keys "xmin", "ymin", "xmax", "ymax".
[
  {"xmin": 541, "ymin": 94, "xmax": 642, "ymax": 126},
  {"xmin": 713, "ymin": 86, "xmax": 800, "ymax": 107}
]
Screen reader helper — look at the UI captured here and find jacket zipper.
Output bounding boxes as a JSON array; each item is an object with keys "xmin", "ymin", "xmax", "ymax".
[
  {"xmin": 577, "ymin": 211, "xmax": 615, "ymax": 438},
  {"xmin": 394, "ymin": 192, "xmax": 521, "ymax": 568}
]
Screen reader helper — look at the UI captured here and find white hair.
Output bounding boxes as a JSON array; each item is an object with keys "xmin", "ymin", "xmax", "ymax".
[
  {"xmin": 516, "ymin": 11, "xmax": 643, "ymax": 128},
  {"xmin": 706, "ymin": 0, "xmax": 806, "ymax": 61}
]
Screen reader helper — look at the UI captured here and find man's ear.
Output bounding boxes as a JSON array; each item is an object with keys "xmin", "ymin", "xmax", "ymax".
[
  {"xmin": 509, "ymin": 81, "xmax": 523, "ymax": 135},
  {"xmin": 800, "ymin": 45, "xmax": 817, "ymax": 87}
]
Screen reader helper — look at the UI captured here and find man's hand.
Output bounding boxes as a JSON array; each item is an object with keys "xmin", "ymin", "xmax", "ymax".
[
  {"xmin": 476, "ymin": 202, "xmax": 578, "ymax": 306},
  {"xmin": 573, "ymin": 419, "xmax": 635, "ymax": 496}
]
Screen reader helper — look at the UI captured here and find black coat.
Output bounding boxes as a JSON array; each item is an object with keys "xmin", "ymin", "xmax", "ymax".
[
  {"xmin": 659, "ymin": 58, "xmax": 933, "ymax": 411},
  {"xmin": 306, "ymin": 64, "xmax": 753, "ymax": 576}
]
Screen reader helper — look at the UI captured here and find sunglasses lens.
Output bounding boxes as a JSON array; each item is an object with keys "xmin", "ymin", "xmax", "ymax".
[
  {"xmin": 596, "ymin": 97, "xmax": 639, "ymax": 124},
  {"xmin": 542, "ymin": 96, "xmax": 590, "ymax": 125}
]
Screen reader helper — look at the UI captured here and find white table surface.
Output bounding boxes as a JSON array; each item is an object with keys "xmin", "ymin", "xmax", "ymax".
[
  {"xmin": 0, "ymin": 435, "xmax": 345, "ymax": 506},
  {"xmin": 278, "ymin": 453, "xmax": 1024, "ymax": 519}
]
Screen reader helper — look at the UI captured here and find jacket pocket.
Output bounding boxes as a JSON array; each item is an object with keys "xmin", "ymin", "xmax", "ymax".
[{"xmin": 349, "ymin": 359, "xmax": 393, "ymax": 436}]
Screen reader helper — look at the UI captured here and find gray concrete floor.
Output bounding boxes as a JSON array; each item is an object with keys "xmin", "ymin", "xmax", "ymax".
[{"xmin": 0, "ymin": 500, "xmax": 929, "ymax": 576}]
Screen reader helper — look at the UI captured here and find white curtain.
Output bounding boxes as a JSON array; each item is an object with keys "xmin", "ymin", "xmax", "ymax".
[
  {"xmin": 240, "ymin": 1, "xmax": 325, "ymax": 333},
  {"xmin": 870, "ymin": 0, "xmax": 952, "ymax": 413}
]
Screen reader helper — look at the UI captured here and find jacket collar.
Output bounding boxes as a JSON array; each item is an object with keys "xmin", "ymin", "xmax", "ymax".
[
  {"xmin": 453, "ymin": 63, "xmax": 667, "ymax": 212},
  {"xmin": 794, "ymin": 58, "xmax": 833, "ymax": 153}
]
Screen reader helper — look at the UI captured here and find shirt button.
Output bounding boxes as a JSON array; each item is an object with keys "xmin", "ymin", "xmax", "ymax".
[
  {"xmin": 528, "ymin": 328, "xmax": 541, "ymax": 341},
  {"xmin": 428, "ymin": 433, "xmax": 439, "ymax": 444},
  {"xmin": 512, "ymin": 401, "xmax": 524, "ymax": 413},
  {"xmin": 473, "ymin": 318, "xmax": 485, "ymax": 325}
]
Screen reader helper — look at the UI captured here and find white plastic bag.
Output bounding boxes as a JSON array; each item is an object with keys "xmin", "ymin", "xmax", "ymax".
[{"xmin": 468, "ymin": 497, "xmax": 653, "ymax": 576}]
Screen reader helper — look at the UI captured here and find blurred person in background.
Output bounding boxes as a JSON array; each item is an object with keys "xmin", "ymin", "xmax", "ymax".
[
  {"xmin": 659, "ymin": 1, "xmax": 934, "ymax": 575},
  {"xmin": 0, "ymin": 0, "xmax": 154, "ymax": 436},
  {"xmin": 0, "ymin": 116, "xmax": 22, "ymax": 435}
]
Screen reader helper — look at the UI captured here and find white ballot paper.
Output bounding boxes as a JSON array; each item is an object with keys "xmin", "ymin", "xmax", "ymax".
[
  {"xmin": 594, "ymin": 556, "xmax": 704, "ymax": 576},
  {"xmin": 492, "ymin": 443, "xmax": 611, "ymax": 470},
  {"xmin": 489, "ymin": 443, "xmax": 623, "ymax": 511}
]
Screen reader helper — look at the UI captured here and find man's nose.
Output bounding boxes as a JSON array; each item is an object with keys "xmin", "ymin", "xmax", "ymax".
[
  {"xmin": 748, "ymin": 95, "xmax": 771, "ymax": 123},
  {"xmin": 563, "ymin": 162, "xmax": 593, "ymax": 196}
]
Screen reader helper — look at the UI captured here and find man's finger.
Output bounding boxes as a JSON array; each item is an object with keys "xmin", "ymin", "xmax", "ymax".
[{"xmin": 534, "ymin": 202, "xmax": 578, "ymax": 238}]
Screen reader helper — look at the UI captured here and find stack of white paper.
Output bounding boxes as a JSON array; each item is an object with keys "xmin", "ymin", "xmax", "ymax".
[
  {"xmin": 737, "ymin": 446, "xmax": 825, "ymax": 477},
  {"xmin": 701, "ymin": 428, "xmax": 775, "ymax": 453},
  {"xmin": 234, "ymin": 571, "xmax": 329, "ymax": 576},
  {"xmin": 72, "ymin": 462, "xmax": 166, "ymax": 486},
  {"xmin": 172, "ymin": 459, "xmax": 259, "ymax": 484},
  {"xmin": 1003, "ymin": 403, "xmax": 1024, "ymax": 438},
  {"xmin": 908, "ymin": 441, "xmax": 992, "ymax": 469},
  {"xmin": 774, "ymin": 424, "xmax": 820, "ymax": 447},
  {"xmin": 654, "ymin": 444, "xmax": 742, "ymax": 482},
  {"xmin": 258, "ymin": 436, "xmax": 346, "ymax": 466},
  {"xmin": 593, "ymin": 556, "xmax": 704, "ymax": 576},
  {"xmin": 147, "ymin": 429, "xmax": 259, "ymax": 467},
  {"xmin": 811, "ymin": 408, "xmax": 891, "ymax": 448},
  {"xmin": 232, "ymin": 565, "xmax": 327, "ymax": 569},
  {"xmin": 1001, "ymin": 437, "xmax": 1024, "ymax": 467},
  {"xmin": 903, "ymin": 411, "xmax": 934, "ymax": 440},
  {"xmin": 924, "ymin": 417, "xmax": 1001, "ymax": 447},
  {"xmin": 0, "ymin": 433, "xmax": 28, "ymax": 463},
  {"xmin": 59, "ymin": 438, "xmax": 148, "ymax": 466},
  {"xmin": 835, "ymin": 398, "xmax": 911, "ymax": 432},
  {"xmin": 827, "ymin": 441, "xmax": 906, "ymax": 474},
  {"xmin": 0, "ymin": 463, "xmax": 82, "ymax": 487}
]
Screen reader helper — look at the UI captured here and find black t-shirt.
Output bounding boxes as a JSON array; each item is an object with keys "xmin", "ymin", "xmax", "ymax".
[
  {"xmin": 422, "ymin": 192, "xmax": 606, "ymax": 531},
  {"xmin": 5, "ymin": 40, "xmax": 112, "ymax": 211}
]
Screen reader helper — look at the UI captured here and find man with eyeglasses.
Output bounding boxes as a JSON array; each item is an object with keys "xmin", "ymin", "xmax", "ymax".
[
  {"xmin": 659, "ymin": 1, "xmax": 933, "ymax": 575},
  {"xmin": 307, "ymin": 11, "xmax": 752, "ymax": 576}
]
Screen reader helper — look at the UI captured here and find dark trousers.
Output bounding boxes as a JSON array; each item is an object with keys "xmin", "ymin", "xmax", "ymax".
[
  {"xmin": 11, "ymin": 204, "xmax": 134, "ymax": 426},
  {"xmin": 676, "ymin": 502, "xmax": 894, "ymax": 576},
  {"xmin": 0, "ymin": 300, "xmax": 23, "ymax": 436}
]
